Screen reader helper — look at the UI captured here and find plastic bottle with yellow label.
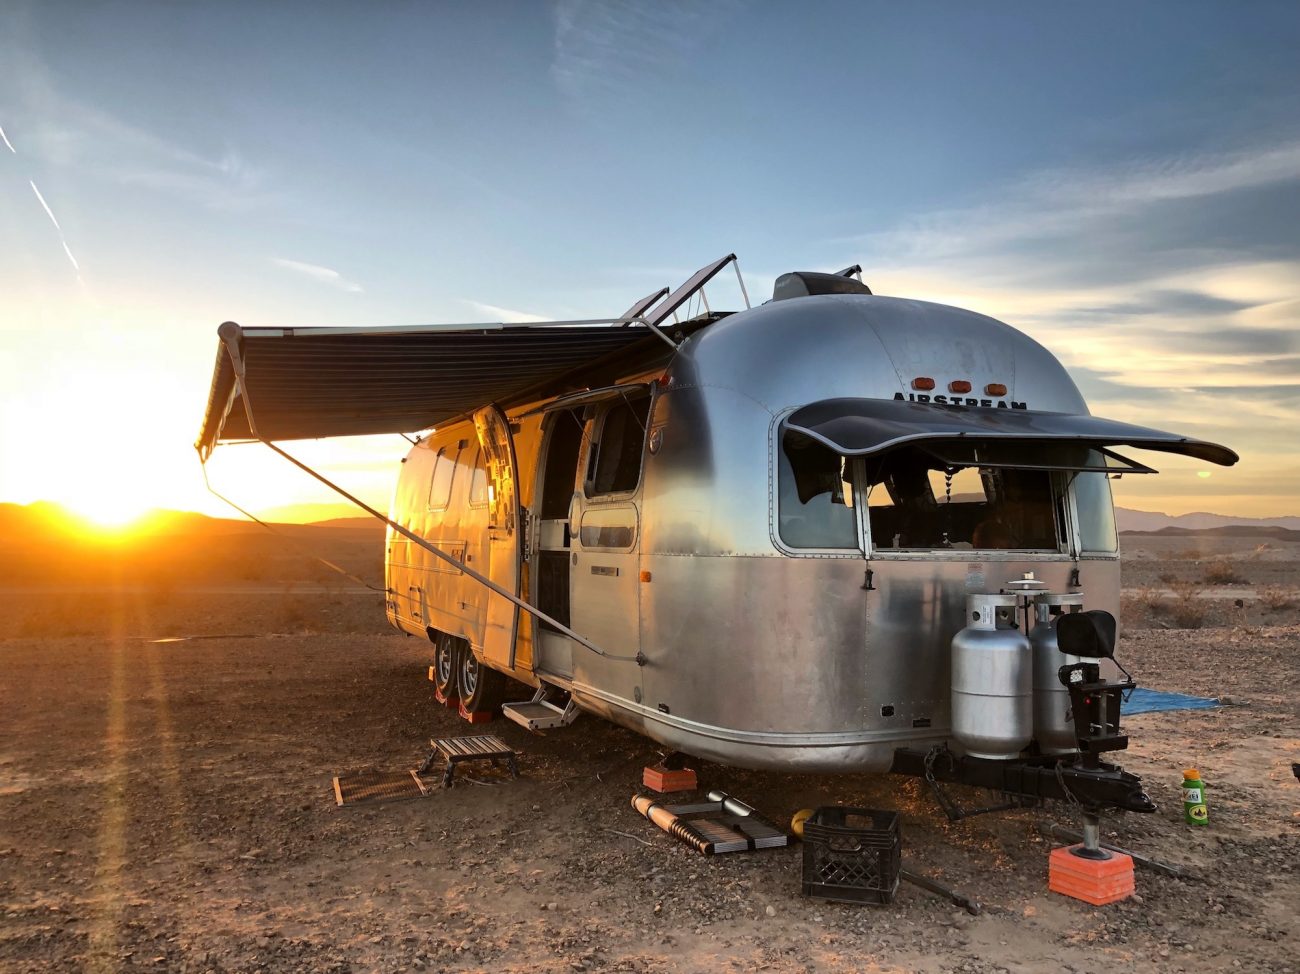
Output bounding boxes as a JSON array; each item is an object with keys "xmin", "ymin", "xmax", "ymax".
[{"xmin": 1182, "ymin": 768, "xmax": 1208, "ymax": 825}]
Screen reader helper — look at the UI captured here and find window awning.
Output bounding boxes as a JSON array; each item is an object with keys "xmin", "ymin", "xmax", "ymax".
[
  {"xmin": 196, "ymin": 320, "xmax": 660, "ymax": 459},
  {"xmin": 783, "ymin": 398, "xmax": 1238, "ymax": 467}
]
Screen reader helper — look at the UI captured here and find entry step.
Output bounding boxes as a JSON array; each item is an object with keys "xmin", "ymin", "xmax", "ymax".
[{"xmin": 502, "ymin": 690, "xmax": 580, "ymax": 732}]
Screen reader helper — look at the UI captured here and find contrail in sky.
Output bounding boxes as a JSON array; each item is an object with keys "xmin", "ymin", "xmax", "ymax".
[
  {"xmin": 0, "ymin": 123, "xmax": 15, "ymax": 153},
  {"xmin": 30, "ymin": 180, "xmax": 63, "ymax": 230},
  {"xmin": 30, "ymin": 179, "xmax": 82, "ymax": 274}
]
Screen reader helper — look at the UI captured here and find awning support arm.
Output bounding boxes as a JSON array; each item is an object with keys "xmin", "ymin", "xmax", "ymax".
[{"xmin": 260, "ymin": 440, "xmax": 644, "ymax": 665}]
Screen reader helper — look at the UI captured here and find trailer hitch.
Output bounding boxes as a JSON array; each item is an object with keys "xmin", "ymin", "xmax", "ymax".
[{"xmin": 891, "ymin": 747, "xmax": 1155, "ymax": 815}]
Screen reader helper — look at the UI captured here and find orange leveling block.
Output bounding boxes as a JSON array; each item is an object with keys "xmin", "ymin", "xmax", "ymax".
[
  {"xmin": 457, "ymin": 700, "xmax": 495, "ymax": 724},
  {"xmin": 427, "ymin": 668, "xmax": 460, "ymax": 710},
  {"xmin": 1049, "ymin": 815, "xmax": 1135, "ymax": 905},
  {"xmin": 643, "ymin": 752, "xmax": 698, "ymax": 793}
]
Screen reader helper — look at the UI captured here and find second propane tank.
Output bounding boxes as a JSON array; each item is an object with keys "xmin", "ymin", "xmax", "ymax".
[
  {"xmin": 951, "ymin": 593, "xmax": 1032, "ymax": 760},
  {"xmin": 1030, "ymin": 593, "xmax": 1086, "ymax": 754}
]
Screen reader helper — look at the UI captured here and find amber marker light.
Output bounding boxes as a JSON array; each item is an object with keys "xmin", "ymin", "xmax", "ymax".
[
  {"xmin": 986, "ymin": 383, "xmax": 1008, "ymax": 396},
  {"xmin": 949, "ymin": 380, "xmax": 972, "ymax": 393},
  {"xmin": 912, "ymin": 377, "xmax": 935, "ymax": 391}
]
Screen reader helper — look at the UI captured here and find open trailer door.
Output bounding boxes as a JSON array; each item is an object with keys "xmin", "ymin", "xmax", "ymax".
[{"xmin": 474, "ymin": 404, "xmax": 522, "ymax": 670}]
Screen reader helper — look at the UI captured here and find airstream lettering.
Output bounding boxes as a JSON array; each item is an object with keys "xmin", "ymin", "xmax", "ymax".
[{"xmin": 196, "ymin": 257, "xmax": 1237, "ymax": 811}]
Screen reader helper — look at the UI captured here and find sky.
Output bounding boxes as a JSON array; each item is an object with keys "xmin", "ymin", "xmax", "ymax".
[{"xmin": 1, "ymin": 1, "xmax": 1298, "ymax": 524}]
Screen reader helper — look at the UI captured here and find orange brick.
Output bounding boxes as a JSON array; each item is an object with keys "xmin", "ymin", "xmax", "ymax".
[
  {"xmin": 1049, "ymin": 845, "xmax": 1135, "ymax": 905},
  {"xmin": 434, "ymin": 686, "xmax": 460, "ymax": 708},
  {"xmin": 458, "ymin": 701, "xmax": 495, "ymax": 724},
  {"xmin": 643, "ymin": 763, "xmax": 697, "ymax": 793}
]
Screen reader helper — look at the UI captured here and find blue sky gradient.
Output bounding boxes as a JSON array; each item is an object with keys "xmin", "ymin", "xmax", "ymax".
[{"xmin": 2, "ymin": 1, "xmax": 1297, "ymax": 519}]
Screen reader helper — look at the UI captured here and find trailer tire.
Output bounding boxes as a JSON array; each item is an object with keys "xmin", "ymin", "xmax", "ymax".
[
  {"xmin": 457, "ymin": 640, "xmax": 507, "ymax": 713},
  {"xmin": 430, "ymin": 631, "xmax": 458, "ymax": 700}
]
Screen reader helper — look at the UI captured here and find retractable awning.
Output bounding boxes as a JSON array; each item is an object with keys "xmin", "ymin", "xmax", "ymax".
[
  {"xmin": 196, "ymin": 320, "xmax": 659, "ymax": 459},
  {"xmin": 783, "ymin": 398, "xmax": 1238, "ymax": 466}
]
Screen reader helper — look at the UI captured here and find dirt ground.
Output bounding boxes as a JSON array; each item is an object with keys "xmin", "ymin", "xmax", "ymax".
[{"xmin": 1, "ymin": 582, "xmax": 1297, "ymax": 974}]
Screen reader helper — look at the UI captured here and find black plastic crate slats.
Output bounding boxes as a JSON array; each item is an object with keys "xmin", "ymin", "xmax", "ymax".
[{"xmin": 801, "ymin": 805, "xmax": 902, "ymax": 905}]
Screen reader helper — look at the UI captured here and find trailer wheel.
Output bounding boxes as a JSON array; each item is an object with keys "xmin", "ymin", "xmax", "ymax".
[
  {"xmin": 457, "ymin": 641, "xmax": 507, "ymax": 712},
  {"xmin": 431, "ymin": 632, "xmax": 458, "ymax": 699}
]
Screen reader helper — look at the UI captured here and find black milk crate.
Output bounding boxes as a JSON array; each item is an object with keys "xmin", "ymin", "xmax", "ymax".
[{"xmin": 801, "ymin": 807, "xmax": 901, "ymax": 904}]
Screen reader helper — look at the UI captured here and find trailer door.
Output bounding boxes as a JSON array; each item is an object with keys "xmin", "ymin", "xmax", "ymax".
[{"xmin": 474, "ymin": 405, "xmax": 522, "ymax": 670}]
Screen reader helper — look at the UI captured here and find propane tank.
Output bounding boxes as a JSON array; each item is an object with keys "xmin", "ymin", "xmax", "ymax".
[
  {"xmin": 951, "ymin": 593, "xmax": 1032, "ymax": 760},
  {"xmin": 1030, "ymin": 593, "xmax": 1086, "ymax": 754}
]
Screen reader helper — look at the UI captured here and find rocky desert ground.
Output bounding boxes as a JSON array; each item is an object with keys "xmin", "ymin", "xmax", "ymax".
[{"xmin": 1, "ymin": 521, "xmax": 1297, "ymax": 973}]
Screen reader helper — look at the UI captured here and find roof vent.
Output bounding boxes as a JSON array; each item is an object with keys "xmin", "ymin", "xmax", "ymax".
[{"xmin": 772, "ymin": 271, "xmax": 873, "ymax": 301}]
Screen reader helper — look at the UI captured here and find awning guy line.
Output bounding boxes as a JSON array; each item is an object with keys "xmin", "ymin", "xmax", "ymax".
[
  {"xmin": 258, "ymin": 439, "xmax": 643, "ymax": 665},
  {"xmin": 199, "ymin": 459, "xmax": 385, "ymax": 593}
]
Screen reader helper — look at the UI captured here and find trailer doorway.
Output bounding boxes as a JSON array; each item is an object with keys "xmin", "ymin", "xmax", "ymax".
[{"xmin": 533, "ymin": 408, "xmax": 585, "ymax": 679}]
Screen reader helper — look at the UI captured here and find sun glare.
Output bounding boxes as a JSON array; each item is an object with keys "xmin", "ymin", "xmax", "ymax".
[{"xmin": 68, "ymin": 496, "xmax": 152, "ymax": 530}]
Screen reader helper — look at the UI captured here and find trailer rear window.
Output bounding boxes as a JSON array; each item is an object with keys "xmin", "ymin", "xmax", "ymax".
[{"xmin": 864, "ymin": 446, "xmax": 1062, "ymax": 552}]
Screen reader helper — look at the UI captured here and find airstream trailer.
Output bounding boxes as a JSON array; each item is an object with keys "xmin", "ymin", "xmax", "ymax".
[{"xmin": 197, "ymin": 255, "xmax": 1237, "ymax": 812}]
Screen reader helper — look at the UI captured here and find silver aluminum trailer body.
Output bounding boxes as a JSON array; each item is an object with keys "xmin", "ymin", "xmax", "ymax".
[{"xmin": 381, "ymin": 292, "xmax": 1212, "ymax": 772}]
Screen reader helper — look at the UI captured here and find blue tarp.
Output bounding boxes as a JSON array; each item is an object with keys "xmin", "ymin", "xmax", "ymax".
[{"xmin": 1125, "ymin": 688, "xmax": 1220, "ymax": 715}]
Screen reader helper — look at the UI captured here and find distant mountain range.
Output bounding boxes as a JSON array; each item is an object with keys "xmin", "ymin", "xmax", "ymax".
[
  {"xmin": 1115, "ymin": 508, "xmax": 1300, "ymax": 533},
  {"xmin": 3, "ymin": 500, "xmax": 1297, "ymax": 539}
]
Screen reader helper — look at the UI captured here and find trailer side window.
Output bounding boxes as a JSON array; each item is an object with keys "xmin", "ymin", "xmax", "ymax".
[
  {"xmin": 427, "ymin": 446, "xmax": 459, "ymax": 512},
  {"xmin": 588, "ymin": 395, "xmax": 650, "ymax": 495},
  {"xmin": 777, "ymin": 436, "xmax": 858, "ymax": 549},
  {"xmin": 1073, "ymin": 468, "xmax": 1118, "ymax": 553}
]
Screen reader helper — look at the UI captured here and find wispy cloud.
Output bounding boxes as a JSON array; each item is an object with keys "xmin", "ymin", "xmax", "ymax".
[
  {"xmin": 1, "ymin": 40, "xmax": 273, "ymax": 211},
  {"xmin": 857, "ymin": 141, "xmax": 1300, "ymax": 267},
  {"xmin": 830, "ymin": 138, "xmax": 1300, "ymax": 507},
  {"xmin": 0, "ymin": 122, "xmax": 14, "ymax": 153},
  {"xmin": 271, "ymin": 258, "xmax": 363, "ymax": 293},
  {"xmin": 462, "ymin": 300, "xmax": 550, "ymax": 323},
  {"xmin": 551, "ymin": 0, "xmax": 743, "ymax": 110}
]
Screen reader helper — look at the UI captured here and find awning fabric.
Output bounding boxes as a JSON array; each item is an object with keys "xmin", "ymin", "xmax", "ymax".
[
  {"xmin": 197, "ymin": 321, "xmax": 657, "ymax": 458},
  {"xmin": 783, "ymin": 398, "xmax": 1238, "ymax": 466}
]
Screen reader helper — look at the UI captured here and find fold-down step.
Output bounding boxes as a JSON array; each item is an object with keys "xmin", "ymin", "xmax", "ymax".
[{"xmin": 502, "ymin": 690, "xmax": 580, "ymax": 732}]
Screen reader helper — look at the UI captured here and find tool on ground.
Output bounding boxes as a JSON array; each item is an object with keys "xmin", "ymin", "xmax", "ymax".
[
  {"xmin": 899, "ymin": 867, "xmax": 981, "ymax": 916},
  {"xmin": 631, "ymin": 791, "xmax": 788, "ymax": 854},
  {"xmin": 1182, "ymin": 768, "xmax": 1208, "ymax": 825},
  {"xmin": 418, "ymin": 734, "xmax": 519, "ymax": 788}
]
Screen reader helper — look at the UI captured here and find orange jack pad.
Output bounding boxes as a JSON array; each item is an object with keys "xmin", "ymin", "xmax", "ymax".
[{"xmin": 1049, "ymin": 845, "xmax": 1135, "ymax": 905}]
